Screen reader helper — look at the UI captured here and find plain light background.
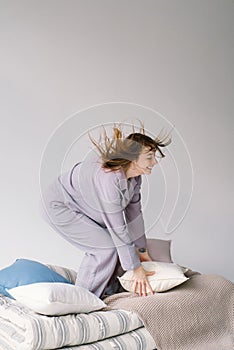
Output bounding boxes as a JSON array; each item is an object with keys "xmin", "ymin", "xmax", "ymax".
[{"xmin": 0, "ymin": 1, "xmax": 233, "ymax": 281}]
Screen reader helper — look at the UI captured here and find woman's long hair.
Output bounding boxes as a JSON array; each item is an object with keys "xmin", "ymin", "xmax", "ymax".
[{"xmin": 88, "ymin": 121, "xmax": 172, "ymax": 171}]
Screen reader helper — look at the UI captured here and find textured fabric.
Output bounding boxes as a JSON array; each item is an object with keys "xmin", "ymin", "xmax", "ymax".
[
  {"xmin": 0, "ymin": 296, "xmax": 145, "ymax": 350},
  {"xmin": 103, "ymin": 272, "xmax": 234, "ymax": 350}
]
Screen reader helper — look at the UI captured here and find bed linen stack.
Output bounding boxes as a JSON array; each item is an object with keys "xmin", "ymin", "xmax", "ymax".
[
  {"xmin": 0, "ymin": 263, "xmax": 233, "ymax": 350},
  {"xmin": 0, "ymin": 296, "xmax": 156, "ymax": 350}
]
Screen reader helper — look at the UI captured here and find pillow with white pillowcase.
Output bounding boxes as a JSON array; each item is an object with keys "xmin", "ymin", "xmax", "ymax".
[
  {"xmin": 118, "ymin": 261, "xmax": 189, "ymax": 294},
  {"xmin": 7, "ymin": 282, "xmax": 106, "ymax": 316}
]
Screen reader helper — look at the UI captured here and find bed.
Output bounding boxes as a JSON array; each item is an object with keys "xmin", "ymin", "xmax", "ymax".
[{"xmin": 0, "ymin": 239, "xmax": 233, "ymax": 350}]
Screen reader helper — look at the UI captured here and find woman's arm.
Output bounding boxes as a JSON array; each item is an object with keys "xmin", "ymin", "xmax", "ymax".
[
  {"xmin": 124, "ymin": 175, "xmax": 147, "ymax": 249},
  {"xmin": 96, "ymin": 172, "xmax": 154, "ymax": 296}
]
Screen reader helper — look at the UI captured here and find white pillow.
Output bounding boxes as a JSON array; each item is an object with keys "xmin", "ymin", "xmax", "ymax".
[
  {"xmin": 118, "ymin": 261, "xmax": 189, "ymax": 294},
  {"xmin": 7, "ymin": 282, "xmax": 106, "ymax": 316}
]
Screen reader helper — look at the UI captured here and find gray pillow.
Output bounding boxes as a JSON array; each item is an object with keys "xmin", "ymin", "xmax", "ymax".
[{"xmin": 146, "ymin": 238, "xmax": 172, "ymax": 263}]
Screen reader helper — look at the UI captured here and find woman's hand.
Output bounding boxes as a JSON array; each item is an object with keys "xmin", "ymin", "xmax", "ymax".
[{"xmin": 132, "ymin": 265, "xmax": 155, "ymax": 297}]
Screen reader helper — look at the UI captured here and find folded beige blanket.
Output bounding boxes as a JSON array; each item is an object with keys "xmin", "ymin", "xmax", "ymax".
[{"xmin": 103, "ymin": 269, "xmax": 234, "ymax": 350}]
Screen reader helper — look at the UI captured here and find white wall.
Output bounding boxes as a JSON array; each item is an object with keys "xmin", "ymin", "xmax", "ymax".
[{"xmin": 0, "ymin": 0, "xmax": 233, "ymax": 281}]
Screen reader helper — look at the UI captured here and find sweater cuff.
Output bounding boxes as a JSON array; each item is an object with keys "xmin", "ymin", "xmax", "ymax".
[
  {"xmin": 117, "ymin": 244, "xmax": 141, "ymax": 271},
  {"xmin": 132, "ymin": 234, "xmax": 147, "ymax": 249}
]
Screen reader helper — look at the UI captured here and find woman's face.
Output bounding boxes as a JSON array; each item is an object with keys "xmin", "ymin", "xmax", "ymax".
[{"xmin": 132, "ymin": 146, "xmax": 159, "ymax": 176}]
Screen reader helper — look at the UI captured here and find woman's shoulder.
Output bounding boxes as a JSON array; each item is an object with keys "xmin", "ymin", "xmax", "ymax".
[{"xmin": 97, "ymin": 166, "xmax": 124, "ymax": 184}]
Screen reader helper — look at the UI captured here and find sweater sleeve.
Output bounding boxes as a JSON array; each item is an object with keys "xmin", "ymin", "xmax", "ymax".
[
  {"xmin": 95, "ymin": 171, "xmax": 141, "ymax": 271},
  {"xmin": 124, "ymin": 176, "xmax": 147, "ymax": 249}
]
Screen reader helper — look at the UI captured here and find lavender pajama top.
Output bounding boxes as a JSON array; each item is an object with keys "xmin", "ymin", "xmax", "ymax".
[{"xmin": 46, "ymin": 152, "xmax": 147, "ymax": 271}]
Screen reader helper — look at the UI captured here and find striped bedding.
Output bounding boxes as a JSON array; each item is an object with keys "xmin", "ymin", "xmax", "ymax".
[
  {"xmin": 57, "ymin": 328, "xmax": 156, "ymax": 349},
  {"xmin": 0, "ymin": 265, "xmax": 156, "ymax": 350}
]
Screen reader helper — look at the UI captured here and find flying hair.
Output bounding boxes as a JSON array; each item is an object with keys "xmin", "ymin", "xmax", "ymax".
[{"xmin": 88, "ymin": 120, "xmax": 172, "ymax": 171}]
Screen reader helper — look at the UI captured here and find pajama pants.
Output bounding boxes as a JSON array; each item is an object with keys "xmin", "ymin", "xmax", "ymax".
[{"xmin": 39, "ymin": 182, "xmax": 126, "ymax": 298}]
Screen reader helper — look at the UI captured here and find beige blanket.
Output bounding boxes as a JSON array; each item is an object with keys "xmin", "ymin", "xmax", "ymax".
[{"xmin": 103, "ymin": 269, "xmax": 234, "ymax": 350}]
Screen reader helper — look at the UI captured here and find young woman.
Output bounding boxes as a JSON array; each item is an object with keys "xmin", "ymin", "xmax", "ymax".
[{"xmin": 40, "ymin": 123, "xmax": 171, "ymax": 298}]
